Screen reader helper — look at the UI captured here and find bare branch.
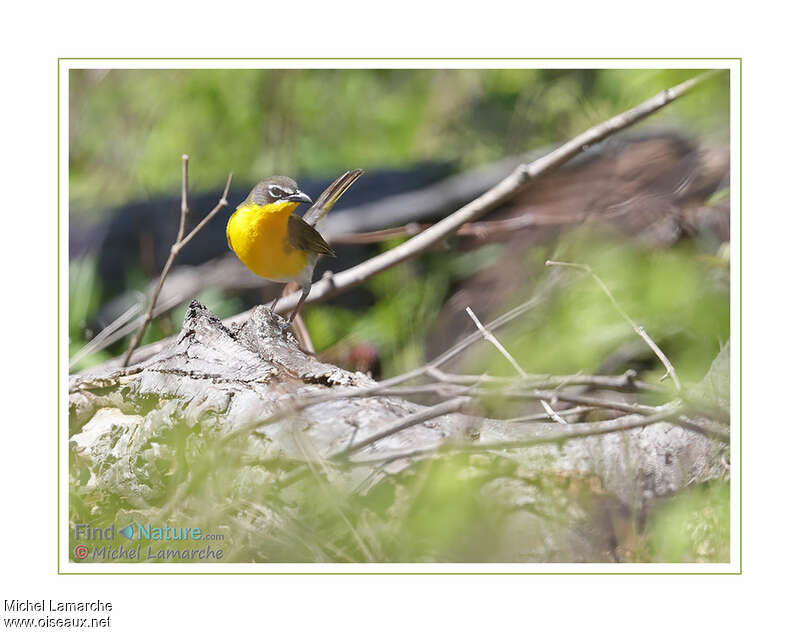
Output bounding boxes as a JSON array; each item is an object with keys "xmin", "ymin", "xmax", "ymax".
[
  {"xmin": 176, "ymin": 172, "xmax": 233, "ymax": 249},
  {"xmin": 377, "ymin": 384, "xmax": 658, "ymax": 415},
  {"xmin": 69, "ymin": 302, "xmax": 142, "ymax": 370},
  {"xmin": 121, "ymin": 162, "xmax": 232, "ymax": 367},
  {"xmin": 425, "ymin": 366, "xmax": 661, "ymax": 393},
  {"xmin": 504, "ymin": 406, "xmax": 591, "ymax": 423},
  {"xmin": 178, "ymin": 154, "xmax": 189, "ymax": 242},
  {"xmin": 266, "ymin": 72, "xmax": 715, "ymax": 320},
  {"xmin": 465, "ymin": 306, "xmax": 526, "ymax": 377},
  {"xmin": 545, "ymin": 260, "xmax": 681, "ymax": 391}
]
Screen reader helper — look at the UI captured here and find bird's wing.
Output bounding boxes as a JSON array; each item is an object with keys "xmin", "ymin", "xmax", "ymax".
[
  {"xmin": 302, "ymin": 169, "xmax": 364, "ymax": 227},
  {"xmin": 287, "ymin": 214, "xmax": 336, "ymax": 257}
]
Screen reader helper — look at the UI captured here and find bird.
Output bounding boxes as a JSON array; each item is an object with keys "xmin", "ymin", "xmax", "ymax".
[{"xmin": 226, "ymin": 169, "xmax": 363, "ymax": 321}]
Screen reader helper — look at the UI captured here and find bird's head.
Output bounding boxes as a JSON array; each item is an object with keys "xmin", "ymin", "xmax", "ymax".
[{"xmin": 241, "ymin": 176, "xmax": 313, "ymax": 208}]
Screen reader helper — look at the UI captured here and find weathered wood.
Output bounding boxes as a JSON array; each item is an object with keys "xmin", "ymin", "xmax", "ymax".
[{"xmin": 69, "ymin": 301, "xmax": 729, "ymax": 562}]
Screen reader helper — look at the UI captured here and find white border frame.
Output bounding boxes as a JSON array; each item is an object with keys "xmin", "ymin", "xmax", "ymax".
[{"xmin": 59, "ymin": 58, "xmax": 740, "ymax": 574}]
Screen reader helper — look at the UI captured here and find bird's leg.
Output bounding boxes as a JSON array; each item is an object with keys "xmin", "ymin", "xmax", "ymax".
[
  {"xmin": 288, "ymin": 258, "xmax": 317, "ymax": 323},
  {"xmin": 288, "ymin": 282, "xmax": 311, "ymax": 323}
]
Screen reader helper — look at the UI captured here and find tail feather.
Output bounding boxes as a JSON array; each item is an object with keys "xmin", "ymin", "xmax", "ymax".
[{"xmin": 303, "ymin": 169, "xmax": 364, "ymax": 227}]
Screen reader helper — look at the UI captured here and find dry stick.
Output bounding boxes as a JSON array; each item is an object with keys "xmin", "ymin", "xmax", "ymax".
[
  {"xmin": 331, "ymin": 396, "xmax": 471, "ymax": 460},
  {"xmin": 545, "ymin": 260, "xmax": 682, "ymax": 392},
  {"xmin": 465, "ymin": 306, "xmax": 526, "ymax": 377},
  {"xmin": 121, "ymin": 160, "xmax": 233, "ymax": 367},
  {"xmin": 292, "ymin": 314, "xmax": 315, "ymax": 354},
  {"xmin": 425, "ymin": 367, "xmax": 661, "ymax": 393},
  {"xmin": 349, "ymin": 405, "xmax": 690, "ymax": 465},
  {"xmin": 70, "ymin": 302, "xmax": 142, "ymax": 370},
  {"xmin": 174, "ymin": 174, "xmax": 233, "ymax": 251},
  {"xmin": 540, "ymin": 400, "xmax": 568, "ymax": 425},
  {"xmin": 505, "ymin": 406, "xmax": 591, "ymax": 423},
  {"xmin": 264, "ymin": 72, "xmax": 715, "ymax": 319},
  {"xmin": 113, "ymin": 71, "xmax": 714, "ymax": 369},
  {"xmin": 377, "ymin": 384, "xmax": 656, "ymax": 415}
]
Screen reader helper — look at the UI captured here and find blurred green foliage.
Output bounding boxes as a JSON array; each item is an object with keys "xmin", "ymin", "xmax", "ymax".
[
  {"xmin": 645, "ymin": 481, "xmax": 730, "ymax": 562},
  {"xmin": 70, "ymin": 68, "xmax": 729, "ymax": 214},
  {"xmin": 67, "ymin": 257, "xmax": 243, "ymax": 372},
  {"xmin": 455, "ymin": 234, "xmax": 729, "ymax": 421},
  {"xmin": 470, "ymin": 235, "xmax": 729, "ymax": 381},
  {"xmin": 72, "ymin": 431, "xmax": 730, "ymax": 562},
  {"xmin": 68, "ymin": 257, "xmax": 110, "ymax": 368}
]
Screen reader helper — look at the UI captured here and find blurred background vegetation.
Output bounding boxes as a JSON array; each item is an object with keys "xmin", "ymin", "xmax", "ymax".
[
  {"xmin": 69, "ymin": 67, "xmax": 731, "ymax": 562},
  {"xmin": 69, "ymin": 68, "xmax": 728, "ymax": 214}
]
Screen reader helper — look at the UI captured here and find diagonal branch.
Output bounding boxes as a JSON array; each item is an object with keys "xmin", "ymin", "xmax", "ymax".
[
  {"xmin": 265, "ymin": 72, "xmax": 717, "ymax": 319},
  {"xmin": 121, "ymin": 159, "xmax": 232, "ymax": 367},
  {"xmin": 465, "ymin": 306, "xmax": 527, "ymax": 377},
  {"xmin": 330, "ymin": 396, "xmax": 471, "ymax": 459},
  {"xmin": 540, "ymin": 399, "xmax": 568, "ymax": 425}
]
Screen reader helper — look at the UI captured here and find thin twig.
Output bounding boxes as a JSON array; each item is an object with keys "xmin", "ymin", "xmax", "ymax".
[
  {"xmin": 545, "ymin": 260, "xmax": 681, "ymax": 392},
  {"xmin": 465, "ymin": 306, "xmax": 527, "ymax": 377},
  {"xmin": 69, "ymin": 301, "xmax": 142, "ymax": 370},
  {"xmin": 177, "ymin": 155, "xmax": 190, "ymax": 243},
  {"xmin": 540, "ymin": 399, "xmax": 568, "ymax": 424},
  {"xmin": 292, "ymin": 313, "xmax": 315, "ymax": 354},
  {"xmin": 175, "ymin": 172, "xmax": 233, "ymax": 250},
  {"xmin": 504, "ymin": 406, "xmax": 591, "ymax": 423},
  {"xmin": 121, "ymin": 161, "xmax": 232, "ymax": 367},
  {"xmin": 110, "ymin": 72, "xmax": 714, "ymax": 369},
  {"xmin": 426, "ymin": 364, "xmax": 660, "ymax": 392}
]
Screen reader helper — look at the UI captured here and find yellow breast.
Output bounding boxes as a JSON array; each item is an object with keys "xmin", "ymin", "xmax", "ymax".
[{"xmin": 226, "ymin": 202, "xmax": 310, "ymax": 281}]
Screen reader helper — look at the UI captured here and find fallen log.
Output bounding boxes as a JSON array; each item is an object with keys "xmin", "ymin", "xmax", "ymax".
[{"xmin": 69, "ymin": 301, "xmax": 729, "ymax": 562}]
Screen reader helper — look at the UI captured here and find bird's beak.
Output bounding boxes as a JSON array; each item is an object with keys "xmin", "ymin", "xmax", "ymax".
[{"xmin": 287, "ymin": 190, "xmax": 312, "ymax": 204}]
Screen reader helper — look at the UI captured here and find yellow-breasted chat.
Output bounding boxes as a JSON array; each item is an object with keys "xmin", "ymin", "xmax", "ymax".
[{"xmin": 226, "ymin": 170, "xmax": 363, "ymax": 321}]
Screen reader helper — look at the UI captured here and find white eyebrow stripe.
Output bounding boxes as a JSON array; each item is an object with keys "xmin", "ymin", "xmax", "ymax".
[{"xmin": 270, "ymin": 186, "xmax": 295, "ymax": 197}]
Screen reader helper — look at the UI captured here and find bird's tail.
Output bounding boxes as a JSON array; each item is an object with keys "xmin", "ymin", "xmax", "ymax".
[{"xmin": 303, "ymin": 169, "xmax": 364, "ymax": 227}]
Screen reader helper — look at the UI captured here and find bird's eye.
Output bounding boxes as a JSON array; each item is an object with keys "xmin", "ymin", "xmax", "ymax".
[{"xmin": 269, "ymin": 186, "xmax": 285, "ymax": 199}]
